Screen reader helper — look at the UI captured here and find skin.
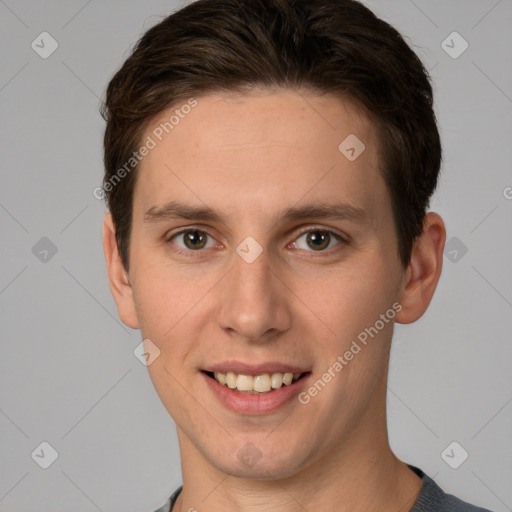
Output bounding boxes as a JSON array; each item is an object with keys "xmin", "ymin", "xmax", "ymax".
[{"xmin": 103, "ymin": 88, "xmax": 446, "ymax": 512}]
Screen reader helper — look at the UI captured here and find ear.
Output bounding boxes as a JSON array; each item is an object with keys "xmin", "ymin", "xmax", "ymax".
[
  {"xmin": 103, "ymin": 212, "xmax": 140, "ymax": 329},
  {"xmin": 395, "ymin": 212, "xmax": 446, "ymax": 324}
]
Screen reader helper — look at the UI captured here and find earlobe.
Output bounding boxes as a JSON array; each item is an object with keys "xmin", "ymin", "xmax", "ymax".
[
  {"xmin": 103, "ymin": 212, "xmax": 140, "ymax": 329},
  {"xmin": 395, "ymin": 212, "xmax": 446, "ymax": 325}
]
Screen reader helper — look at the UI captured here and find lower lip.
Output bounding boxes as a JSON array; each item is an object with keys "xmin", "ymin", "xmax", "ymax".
[{"xmin": 202, "ymin": 372, "xmax": 311, "ymax": 415}]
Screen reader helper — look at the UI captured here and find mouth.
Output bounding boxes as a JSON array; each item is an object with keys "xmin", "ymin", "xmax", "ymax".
[
  {"xmin": 201, "ymin": 365, "xmax": 313, "ymax": 414},
  {"xmin": 202, "ymin": 370, "xmax": 310, "ymax": 394}
]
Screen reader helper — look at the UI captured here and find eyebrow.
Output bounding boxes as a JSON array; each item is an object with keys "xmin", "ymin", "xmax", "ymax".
[{"xmin": 143, "ymin": 200, "xmax": 368, "ymax": 226}]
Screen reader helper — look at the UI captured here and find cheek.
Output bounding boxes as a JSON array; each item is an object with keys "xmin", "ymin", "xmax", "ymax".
[
  {"xmin": 312, "ymin": 264, "xmax": 395, "ymax": 334},
  {"xmin": 130, "ymin": 264, "xmax": 205, "ymax": 414},
  {"xmin": 130, "ymin": 259, "xmax": 185, "ymax": 338},
  {"xmin": 303, "ymin": 258, "xmax": 400, "ymax": 394},
  {"xmin": 304, "ymin": 268, "xmax": 396, "ymax": 417},
  {"xmin": 129, "ymin": 253, "xmax": 220, "ymax": 359}
]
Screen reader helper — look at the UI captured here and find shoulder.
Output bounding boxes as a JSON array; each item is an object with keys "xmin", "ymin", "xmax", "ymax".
[
  {"xmin": 153, "ymin": 485, "xmax": 182, "ymax": 512},
  {"xmin": 153, "ymin": 471, "xmax": 495, "ymax": 512},
  {"xmin": 152, "ymin": 500, "xmax": 170, "ymax": 512},
  {"xmin": 409, "ymin": 465, "xmax": 494, "ymax": 512}
]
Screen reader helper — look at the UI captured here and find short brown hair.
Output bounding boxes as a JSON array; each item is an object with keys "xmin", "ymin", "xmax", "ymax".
[{"xmin": 101, "ymin": 0, "xmax": 441, "ymax": 270}]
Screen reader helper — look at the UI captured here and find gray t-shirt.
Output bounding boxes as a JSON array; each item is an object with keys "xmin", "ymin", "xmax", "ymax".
[{"xmin": 153, "ymin": 465, "xmax": 493, "ymax": 512}]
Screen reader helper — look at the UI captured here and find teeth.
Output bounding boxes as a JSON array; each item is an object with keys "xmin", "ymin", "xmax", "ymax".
[
  {"xmin": 236, "ymin": 374, "xmax": 253, "ymax": 391},
  {"xmin": 212, "ymin": 371, "xmax": 303, "ymax": 393},
  {"xmin": 215, "ymin": 371, "xmax": 226, "ymax": 385},
  {"xmin": 253, "ymin": 374, "xmax": 271, "ymax": 392},
  {"xmin": 225, "ymin": 371, "xmax": 237, "ymax": 389},
  {"xmin": 271, "ymin": 373, "xmax": 283, "ymax": 389},
  {"xmin": 282, "ymin": 372, "xmax": 293, "ymax": 386}
]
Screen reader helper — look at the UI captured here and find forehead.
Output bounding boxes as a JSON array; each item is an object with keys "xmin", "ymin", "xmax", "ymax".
[{"xmin": 133, "ymin": 88, "xmax": 386, "ymax": 222}]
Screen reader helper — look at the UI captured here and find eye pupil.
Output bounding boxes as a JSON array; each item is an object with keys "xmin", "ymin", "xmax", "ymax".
[
  {"xmin": 177, "ymin": 229, "xmax": 336, "ymax": 253},
  {"xmin": 306, "ymin": 231, "xmax": 330, "ymax": 250},
  {"xmin": 184, "ymin": 230, "xmax": 207, "ymax": 249}
]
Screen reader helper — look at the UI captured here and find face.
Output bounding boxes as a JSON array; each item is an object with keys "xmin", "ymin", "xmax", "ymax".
[{"xmin": 107, "ymin": 88, "xmax": 419, "ymax": 479}]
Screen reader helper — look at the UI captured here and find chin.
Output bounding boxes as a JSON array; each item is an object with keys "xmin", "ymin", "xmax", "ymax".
[
  {"xmin": 214, "ymin": 456, "xmax": 304, "ymax": 481},
  {"xmin": 204, "ymin": 437, "xmax": 311, "ymax": 481}
]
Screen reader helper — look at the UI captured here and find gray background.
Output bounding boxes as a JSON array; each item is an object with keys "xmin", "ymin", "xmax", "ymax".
[{"xmin": 0, "ymin": 0, "xmax": 511, "ymax": 511}]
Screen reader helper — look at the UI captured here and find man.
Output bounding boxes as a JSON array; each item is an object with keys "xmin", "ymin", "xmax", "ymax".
[{"xmin": 100, "ymin": 0, "xmax": 493, "ymax": 510}]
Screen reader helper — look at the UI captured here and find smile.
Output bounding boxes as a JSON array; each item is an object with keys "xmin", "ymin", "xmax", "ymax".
[{"xmin": 208, "ymin": 371, "xmax": 305, "ymax": 394}]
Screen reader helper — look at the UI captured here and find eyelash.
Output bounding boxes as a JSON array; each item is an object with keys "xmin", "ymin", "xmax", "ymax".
[{"xmin": 166, "ymin": 226, "xmax": 347, "ymax": 258}]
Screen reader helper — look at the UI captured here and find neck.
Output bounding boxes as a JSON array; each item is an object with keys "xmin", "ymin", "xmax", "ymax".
[{"xmin": 173, "ymin": 411, "xmax": 422, "ymax": 512}]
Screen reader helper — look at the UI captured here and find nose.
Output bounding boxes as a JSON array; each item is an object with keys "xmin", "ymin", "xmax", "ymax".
[{"xmin": 217, "ymin": 247, "xmax": 292, "ymax": 344}]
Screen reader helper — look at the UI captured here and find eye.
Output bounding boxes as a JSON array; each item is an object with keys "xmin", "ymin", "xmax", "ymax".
[
  {"xmin": 168, "ymin": 229, "xmax": 217, "ymax": 251},
  {"xmin": 292, "ymin": 229, "xmax": 342, "ymax": 252}
]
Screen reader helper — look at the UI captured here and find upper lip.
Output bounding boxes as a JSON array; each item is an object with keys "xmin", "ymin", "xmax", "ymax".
[{"xmin": 203, "ymin": 361, "xmax": 310, "ymax": 376}]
